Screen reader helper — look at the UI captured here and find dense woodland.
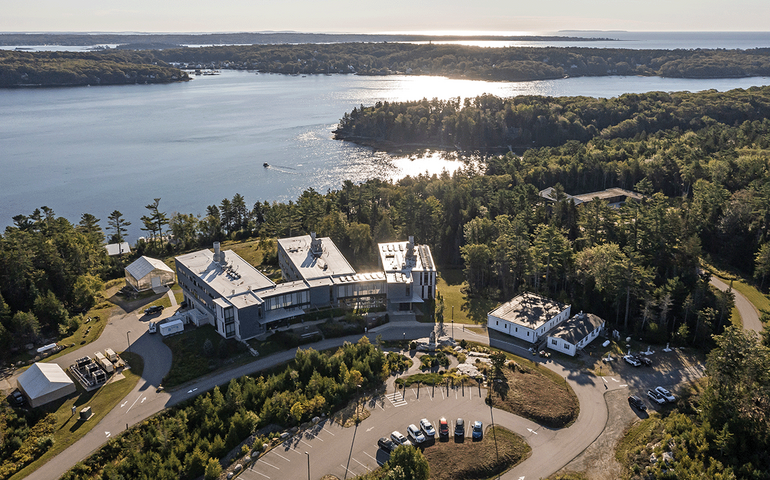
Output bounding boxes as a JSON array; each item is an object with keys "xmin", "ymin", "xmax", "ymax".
[
  {"xmin": 4, "ymin": 43, "xmax": 770, "ymax": 87},
  {"xmin": 0, "ymin": 51, "xmax": 188, "ymax": 87},
  {"xmin": 335, "ymin": 86, "xmax": 770, "ymax": 151},
  {"xmin": 151, "ymin": 43, "xmax": 770, "ymax": 80}
]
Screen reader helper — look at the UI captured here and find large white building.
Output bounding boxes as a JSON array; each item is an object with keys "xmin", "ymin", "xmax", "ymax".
[
  {"xmin": 176, "ymin": 234, "xmax": 435, "ymax": 340},
  {"xmin": 487, "ymin": 293, "xmax": 571, "ymax": 344}
]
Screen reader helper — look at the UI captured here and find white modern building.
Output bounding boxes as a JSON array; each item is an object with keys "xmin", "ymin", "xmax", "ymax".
[
  {"xmin": 487, "ymin": 293, "xmax": 571, "ymax": 344},
  {"xmin": 177, "ymin": 234, "xmax": 434, "ymax": 341},
  {"xmin": 378, "ymin": 236, "xmax": 437, "ymax": 311},
  {"xmin": 546, "ymin": 312, "xmax": 605, "ymax": 356}
]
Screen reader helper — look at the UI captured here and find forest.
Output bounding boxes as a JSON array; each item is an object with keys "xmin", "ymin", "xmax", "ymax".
[
  {"xmin": 150, "ymin": 43, "xmax": 770, "ymax": 81},
  {"xmin": 4, "ymin": 43, "xmax": 770, "ymax": 87},
  {"xmin": 334, "ymin": 86, "xmax": 770, "ymax": 151},
  {"xmin": 0, "ymin": 51, "xmax": 188, "ymax": 87}
]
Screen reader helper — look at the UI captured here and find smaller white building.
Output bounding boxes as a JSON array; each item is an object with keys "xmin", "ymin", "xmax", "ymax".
[
  {"xmin": 125, "ymin": 256, "xmax": 175, "ymax": 292},
  {"xmin": 17, "ymin": 362, "xmax": 76, "ymax": 408},
  {"xmin": 487, "ymin": 293, "xmax": 570, "ymax": 344},
  {"xmin": 546, "ymin": 312, "xmax": 605, "ymax": 356},
  {"xmin": 104, "ymin": 242, "xmax": 131, "ymax": 256}
]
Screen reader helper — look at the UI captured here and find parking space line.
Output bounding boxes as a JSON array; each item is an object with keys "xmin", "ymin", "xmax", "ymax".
[
  {"xmin": 259, "ymin": 460, "xmax": 280, "ymax": 470},
  {"xmin": 324, "ymin": 427, "xmax": 336, "ymax": 436},
  {"xmin": 411, "ymin": 388, "xmax": 419, "ymax": 400},
  {"xmin": 250, "ymin": 469, "xmax": 270, "ymax": 478},
  {"xmin": 353, "ymin": 458, "xmax": 371, "ymax": 471},
  {"xmin": 363, "ymin": 451, "xmax": 384, "ymax": 465},
  {"xmin": 340, "ymin": 464, "xmax": 354, "ymax": 476},
  {"xmin": 307, "ymin": 433, "xmax": 324, "ymax": 441},
  {"xmin": 299, "ymin": 439, "xmax": 314, "ymax": 448},
  {"xmin": 273, "ymin": 452, "xmax": 290, "ymax": 462}
]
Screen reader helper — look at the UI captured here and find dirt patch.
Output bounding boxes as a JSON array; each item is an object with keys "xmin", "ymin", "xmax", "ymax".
[
  {"xmin": 422, "ymin": 426, "xmax": 530, "ymax": 480},
  {"xmin": 491, "ymin": 363, "xmax": 579, "ymax": 428},
  {"xmin": 552, "ymin": 389, "xmax": 638, "ymax": 480},
  {"xmin": 331, "ymin": 400, "xmax": 370, "ymax": 428}
]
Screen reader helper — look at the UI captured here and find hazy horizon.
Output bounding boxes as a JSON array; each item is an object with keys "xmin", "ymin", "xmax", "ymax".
[{"xmin": 5, "ymin": 1, "xmax": 769, "ymax": 35}]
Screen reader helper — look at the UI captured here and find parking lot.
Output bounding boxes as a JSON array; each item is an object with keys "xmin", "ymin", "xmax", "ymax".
[{"xmin": 242, "ymin": 381, "xmax": 508, "ymax": 480}]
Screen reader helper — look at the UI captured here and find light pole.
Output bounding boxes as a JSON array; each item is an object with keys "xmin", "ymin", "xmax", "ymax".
[
  {"xmin": 305, "ymin": 451, "xmax": 310, "ymax": 480},
  {"xmin": 126, "ymin": 330, "xmax": 131, "ymax": 353},
  {"xmin": 356, "ymin": 384, "xmax": 362, "ymax": 423}
]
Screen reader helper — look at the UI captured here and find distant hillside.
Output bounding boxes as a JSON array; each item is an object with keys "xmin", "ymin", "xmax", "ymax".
[{"xmin": 0, "ymin": 50, "xmax": 189, "ymax": 87}]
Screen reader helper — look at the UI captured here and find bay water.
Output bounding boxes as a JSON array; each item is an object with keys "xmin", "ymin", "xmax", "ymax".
[{"xmin": 1, "ymin": 70, "xmax": 768, "ymax": 239}]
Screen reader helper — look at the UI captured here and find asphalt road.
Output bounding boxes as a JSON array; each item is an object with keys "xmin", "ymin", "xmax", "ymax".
[
  {"xmin": 710, "ymin": 276, "xmax": 762, "ymax": 333},
  {"xmin": 27, "ymin": 307, "xmax": 711, "ymax": 480}
]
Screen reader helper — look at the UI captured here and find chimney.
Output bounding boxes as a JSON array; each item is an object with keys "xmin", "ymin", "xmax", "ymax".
[
  {"xmin": 213, "ymin": 242, "xmax": 221, "ymax": 263},
  {"xmin": 310, "ymin": 231, "xmax": 322, "ymax": 257}
]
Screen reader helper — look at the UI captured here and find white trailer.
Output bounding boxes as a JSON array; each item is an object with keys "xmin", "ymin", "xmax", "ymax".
[
  {"xmin": 94, "ymin": 351, "xmax": 114, "ymax": 373},
  {"xmin": 160, "ymin": 319, "xmax": 184, "ymax": 337}
]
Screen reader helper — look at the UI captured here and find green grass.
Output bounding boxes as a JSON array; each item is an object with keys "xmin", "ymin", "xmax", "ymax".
[
  {"xmin": 702, "ymin": 260, "xmax": 770, "ymax": 314},
  {"xmin": 161, "ymin": 325, "xmax": 254, "ymax": 388},
  {"xmin": 9, "ymin": 353, "xmax": 144, "ymax": 480},
  {"xmin": 437, "ymin": 269, "xmax": 498, "ymax": 325},
  {"xmin": 422, "ymin": 425, "xmax": 531, "ymax": 480}
]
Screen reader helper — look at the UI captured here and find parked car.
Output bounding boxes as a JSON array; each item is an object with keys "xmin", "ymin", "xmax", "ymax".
[
  {"xmin": 407, "ymin": 424, "xmax": 426, "ymax": 444},
  {"xmin": 655, "ymin": 386, "xmax": 676, "ymax": 402},
  {"xmin": 472, "ymin": 421, "xmax": 483, "ymax": 440},
  {"xmin": 438, "ymin": 418, "xmax": 449, "ymax": 439},
  {"xmin": 623, "ymin": 355, "xmax": 641, "ymax": 367},
  {"xmin": 420, "ymin": 418, "xmax": 436, "ymax": 437},
  {"xmin": 636, "ymin": 355, "xmax": 653, "ymax": 366},
  {"xmin": 455, "ymin": 418, "xmax": 465, "ymax": 438},
  {"xmin": 647, "ymin": 389, "xmax": 667, "ymax": 404},
  {"xmin": 144, "ymin": 305, "xmax": 163, "ymax": 315},
  {"xmin": 378, "ymin": 437, "xmax": 395, "ymax": 452},
  {"xmin": 391, "ymin": 431, "xmax": 411, "ymax": 447},
  {"xmin": 628, "ymin": 395, "xmax": 647, "ymax": 411},
  {"xmin": 148, "ymin": 321, "xmax": 157, "ymax": 334},
  {"xmin": 10, "ymin": 390, "xmax": 24, "ymax": 407}
]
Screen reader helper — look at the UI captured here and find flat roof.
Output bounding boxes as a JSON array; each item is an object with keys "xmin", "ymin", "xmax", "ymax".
[
  {"xmin": 549, "ymin": 313, "xmax": 605, "ymax": 345},
  {"xmin": 539, "ymin": 186, "xmax": 644, "ymax": 205},
  {"xmin": 378, "ymin": 241, "xmax": 435, "ymax": 274},
  {"xmin": 278, "ymin": 235, "xmax": 355, "ymax": 280},
  {"xmin": 332, "ymin": 272, "xmax": 386, "ymax": 284},
  {"xmin": 176, "ymin": 248, "xmax": 275, "ymax": 309},
  {"xmin": 488, "ymin": 293, "xmax": 568, "ymax": 330}
]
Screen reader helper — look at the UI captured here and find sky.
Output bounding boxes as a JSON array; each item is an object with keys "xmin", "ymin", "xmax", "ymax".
[{"xmin": 3, "ymin": 0, "xmax": 769, "ymax": 34}]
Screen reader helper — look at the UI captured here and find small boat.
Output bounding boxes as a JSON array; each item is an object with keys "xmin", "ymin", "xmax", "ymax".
[{"xmin": 263, "ymin": 162, "xmax": 269, "ymax": 167}]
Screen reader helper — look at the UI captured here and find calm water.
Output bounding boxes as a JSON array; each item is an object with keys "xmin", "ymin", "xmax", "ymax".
[{"xmin": 1, "ymin": 71, "xmax": 769, "ymax": 239}]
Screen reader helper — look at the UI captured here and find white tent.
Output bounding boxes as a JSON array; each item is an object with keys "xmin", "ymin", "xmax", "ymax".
[
  {"xmin": 125, "ymin": 256, "xmax": 175, "ymax": 292},
  {"xmin": 105, "ymin": 242, "xmax": 131, "ymax": 256},
  {"xmin": 17, "ymin": 363, "xmax": 76, "ymax": 408}
]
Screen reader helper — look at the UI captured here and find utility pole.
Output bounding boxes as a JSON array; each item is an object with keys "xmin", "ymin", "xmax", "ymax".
[
  {"xmin": 305, "ymin": 451, "xmax": 310, "ymax": 480},
  {"xmin": 126, "ymin": 331, "xmax": 131, "ymax": 353}
]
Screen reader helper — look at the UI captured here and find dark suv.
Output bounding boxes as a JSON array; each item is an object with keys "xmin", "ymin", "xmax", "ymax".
[
  {"xmin": 144, "ymin": 305, "xmax": 163, "ymax": 315},
  {"xmin": 454, "ymin": 418, "xmax": 465, "ymax": 438},
  {"xmin": 628, "ymin": 395, "xmax": 647, "ymax": 411}
]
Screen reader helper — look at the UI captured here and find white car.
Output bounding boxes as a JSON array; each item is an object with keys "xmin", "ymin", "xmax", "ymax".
[
  {"xmin": 391, "ymin": 431, "xmax": 411, "ymax": 447},
  {"xmin": 647, "ymin": 389, "xmax": 666, "ymax": 405},
  {"xmin": 623, "ymin": 355, "xmax": 641, "ymax": 367},
  {"xmin": 419, "ymin": 418, "xmax": 436, "ymax": 437},
  {"xmin": 655, "ymin": 386, "xmax": 676, "ymax": 402},
  {"xmin": 407, "ymin": 424, "xmax": 426, "ymax": 444},
  {"xmin": 148, "ymin": 322, "xmax": 157, "ymax": 334}
]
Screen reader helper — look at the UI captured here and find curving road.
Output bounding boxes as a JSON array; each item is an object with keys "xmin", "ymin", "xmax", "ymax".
[
  {"xmin": 27, "ymin": 310, "xmax": 712, "ymax": 480},
  {"xmin": 710, "ymin": 276, "xmax": 763, "ymax": 333}
]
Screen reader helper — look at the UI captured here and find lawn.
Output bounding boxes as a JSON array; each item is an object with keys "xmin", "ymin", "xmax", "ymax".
[
  {"xmin": 9, "ymin": 353, "xmax": 144, "ymax": 480},
  {"xmin": 435, "ymin": 269, "xmax": 498, "ymax": 325},
  {"xmin": 422, "ymin": 426, "xmax": 531, "ymax": 480},
  {"xmin": 702, "ymin": 261, "xmax": 770, "ymax": 313},
  {"xmin": 161, "ymin": 325, "xmax": 255, "ymax": 388}
]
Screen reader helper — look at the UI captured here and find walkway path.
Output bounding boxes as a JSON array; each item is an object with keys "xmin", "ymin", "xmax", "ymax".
[{"xmin": 710, "ymin": 277, "xmax": 763, "ymax": 333}]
